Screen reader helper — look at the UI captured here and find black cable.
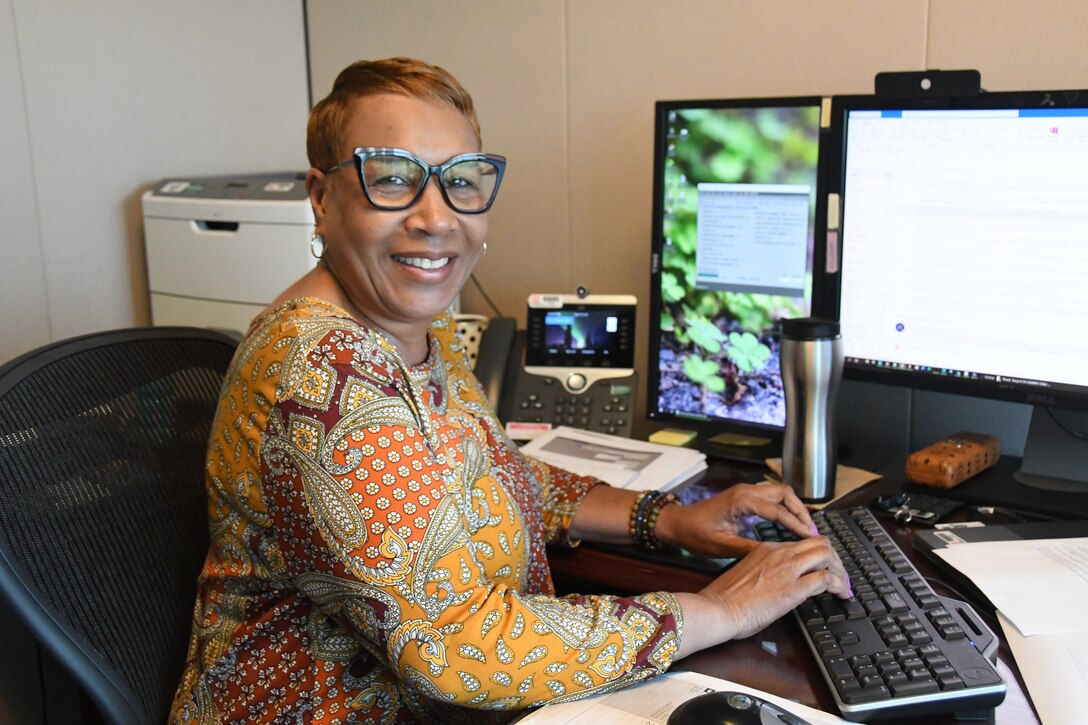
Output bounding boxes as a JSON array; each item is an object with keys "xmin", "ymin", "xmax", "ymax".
[
  {"xmin": 468, "ymin": 273, "xmax": 504, "ymax": 318},
  {"xmin": 966, "ymin": 505, "xmax": 1059, "ymax": 523},
  {"xmin": 301, "ymin": 0, "xmax": 313, "ymax": 110},
  {"xmin": 37, "ymin": 641, "xmax": 48, "ymax": 723},
  {"xmin": 1046, "ymin": 406, "xmax": 1088, "ymax": 442}
]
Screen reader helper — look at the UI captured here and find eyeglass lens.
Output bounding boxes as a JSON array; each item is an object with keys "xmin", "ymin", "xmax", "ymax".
[{"xmin": 361, "ymin": 155, "xmax": 500, "ymax": 212}]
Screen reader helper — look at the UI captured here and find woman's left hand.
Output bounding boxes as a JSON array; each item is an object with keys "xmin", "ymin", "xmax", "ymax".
[{"xmin": 655, "ymin": 482, "xmax": 817, "ymax": 558}]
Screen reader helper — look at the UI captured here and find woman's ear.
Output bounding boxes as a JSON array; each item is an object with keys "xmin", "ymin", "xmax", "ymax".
[{"xmin": 306, "ymin": 168, "xmax": 328, "ymax": 226}]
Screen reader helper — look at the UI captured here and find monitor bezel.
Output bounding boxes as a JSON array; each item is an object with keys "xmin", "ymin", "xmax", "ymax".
[
  {"xmin": 825, "ymin": 87, "xmax": 1088, "ymax": 414},
  {"xmin": 646, "ymin": 95, "xmax": 835, "ymax": 440}
]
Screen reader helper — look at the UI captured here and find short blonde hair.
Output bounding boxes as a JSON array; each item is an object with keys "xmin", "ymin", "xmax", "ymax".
[{"xmin": 306, "ymin": 57, "xmax": 481, "ymax": 171}]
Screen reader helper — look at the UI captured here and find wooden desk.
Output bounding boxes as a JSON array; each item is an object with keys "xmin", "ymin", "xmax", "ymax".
[{"xmin": 548, "ymin": 461, "xmax": 1040, "ymax": 724}]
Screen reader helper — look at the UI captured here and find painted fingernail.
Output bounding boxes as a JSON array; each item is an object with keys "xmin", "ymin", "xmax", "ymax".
[{"xmin": 811, "ymin": 523, "xmax": 820, "ymax": 536}]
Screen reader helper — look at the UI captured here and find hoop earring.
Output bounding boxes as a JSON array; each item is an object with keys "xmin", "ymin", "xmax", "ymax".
[{"xmin": 310, "ymin": 231, "xmax": 326, "ymax": 259}]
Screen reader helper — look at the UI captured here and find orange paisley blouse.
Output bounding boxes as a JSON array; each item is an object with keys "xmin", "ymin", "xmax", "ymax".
[{"xmin": 170, "ymin": 298, "xmax": 683, "ymax": 724}]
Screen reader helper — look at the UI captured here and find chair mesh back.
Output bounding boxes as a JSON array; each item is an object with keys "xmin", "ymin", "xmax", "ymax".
[{"xmin": 0, "ymin": 330, "xmax": 235, "ymax": 724}]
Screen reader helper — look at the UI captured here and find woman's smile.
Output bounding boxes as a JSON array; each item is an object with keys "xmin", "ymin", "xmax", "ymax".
[{"xmin": 392, "ymin": 254, "xmax": 452, "ymax": 271}]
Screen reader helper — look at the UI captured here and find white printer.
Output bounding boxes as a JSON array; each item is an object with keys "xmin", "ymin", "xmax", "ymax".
[{"xmin": 142, "ymin": 172, "xmax": 316, "ymax": 336}]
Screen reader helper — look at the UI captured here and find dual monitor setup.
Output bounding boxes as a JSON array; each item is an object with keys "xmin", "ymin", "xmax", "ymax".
[
  {"xmin": 641, "ymin": 70, "xmax": 1088, "ymax": 509},
  {"xmin": 502, "ymin": 71, "xmax": 1088, "ymax": 512}
]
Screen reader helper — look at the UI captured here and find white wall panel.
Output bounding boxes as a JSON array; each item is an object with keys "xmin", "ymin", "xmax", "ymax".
[
  {"xmin": 2, "ymin": 1, "xmax": 309, "ymax": 362},
  {"xmin": 0, "ymin": 0, "xmax": 51, "ymax": 362}
]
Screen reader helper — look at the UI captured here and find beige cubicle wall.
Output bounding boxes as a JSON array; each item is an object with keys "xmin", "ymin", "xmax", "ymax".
[
  {"xmin": 307, "ymin": 0, "xmax": 1088, "ymax": 441},
  {"xmin": 0, "ymin": 0, "xmax": 310, "ymax": 366}
]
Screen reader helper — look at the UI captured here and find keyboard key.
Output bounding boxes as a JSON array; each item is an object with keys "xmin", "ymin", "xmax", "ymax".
[
  {"xmin": 885, "ymin": 672, "xmax": 909, "ymax": 690},
  {"xmin": 818, "ymin": 595, "xmax": 846, "ymax": 623},
  {"xmin": 825, "ymin": 656, "xmax": 853, "ymax": 679},
  {"xmin": 890, "ymin": 677, "xmax": 940, "ymax": 697},
  {"xmin": 842, "ymin": 598, "xmax": 867, "ymax": 619},
  {"xmin": 841, "ymin": 682, "xmax": 891, "ymax": 704},
  {"xmin": 882, "ymin": 592, "xmax": 910, "ymax": 613},
  {"xmin": 855, "ymin": 664, "xmax": 880, "ymax": 681},
  {"xmin": 798, "ymin": 600, "xmax": 824, "ymax": 626},
  {"xmin": 938, "ymin": 673, "xmax": 966, "ymax": 690},
  {"xmin": 839, "ymin": 631, "xmax": 861, "ymax": 646},
  {"xmin": 864, "ymin": 599, "xmax": 889, "ymax": 617},
  {"xmin": 908, "ymin": 630, "xmax": 933, "ymax": 645},
  {"xmin": 940, "ymin": 624, "xmax": 966, "ymax": 640},
  {"xmin": 931, "ymin": 663, "xmax": 956, "ymax": 679},
  {"xmin": 900, "ymin": 656, "xmax": 925, "ymax": 671}
]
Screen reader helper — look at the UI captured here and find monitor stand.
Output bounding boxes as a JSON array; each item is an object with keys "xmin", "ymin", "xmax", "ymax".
[
  {"xmin": 701, "ymin": 431, "xmax": 780, "ymax": 465},
  {"xmin": 1014, "ymin": 406, "xmax": 1088, "ymax": 493}
]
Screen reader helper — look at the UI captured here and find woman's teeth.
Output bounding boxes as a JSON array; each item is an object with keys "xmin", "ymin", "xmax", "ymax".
[{"xmin": 394, "ymin": 256, "xmax": 450, "ymax": 270}]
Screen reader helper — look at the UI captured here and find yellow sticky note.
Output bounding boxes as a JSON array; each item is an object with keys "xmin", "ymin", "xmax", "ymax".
[{"xmin": 648, "ymin": 428, "xmax": 698, "ymax": 447}]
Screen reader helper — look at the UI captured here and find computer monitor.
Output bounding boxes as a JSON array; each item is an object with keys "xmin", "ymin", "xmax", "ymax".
[
  {"xmin": 647, "ymin": 96, "xmax": 832, "ymax": 458},
  {"xmin": 828, "ymin": 88, "xmax": 1088, "ymax": 497}
]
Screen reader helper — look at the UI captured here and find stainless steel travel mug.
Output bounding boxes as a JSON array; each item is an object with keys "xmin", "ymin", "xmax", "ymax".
[{"xmin": 780, "ymin": 317, "xmax": 843, "ymax": 502}]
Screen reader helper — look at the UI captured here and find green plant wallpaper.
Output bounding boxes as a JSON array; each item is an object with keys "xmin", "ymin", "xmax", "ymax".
[{"xmin": 655, "ymin": 104, "xmax": 820, "ymax": 428}]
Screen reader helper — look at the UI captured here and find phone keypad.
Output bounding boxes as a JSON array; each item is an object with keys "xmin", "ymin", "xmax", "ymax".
[{"xmin": 509, "ymin": 375, "xmax": 636, "ymax": 436}]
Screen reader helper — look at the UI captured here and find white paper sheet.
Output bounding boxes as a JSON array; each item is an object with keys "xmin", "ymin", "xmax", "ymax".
[
  {"xmin": 934, "ymin": 537, "xmax": 1088, "ymax": 636},
  {"xmin": 520, "ymin": 427, "xmax": 707, "ymax": 491},
  {"xmin": 999, "ymin": 611, "xmax": 1088, "ymax": 725},
  {"xmin": 514, "ymin": 669, "xmax": 848, "ymax": 724}
]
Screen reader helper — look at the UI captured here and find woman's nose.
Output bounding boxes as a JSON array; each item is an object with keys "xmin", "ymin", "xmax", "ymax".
[{"xmin": 405, "ymin": 176, "xmax": 458, "ymax": 234}]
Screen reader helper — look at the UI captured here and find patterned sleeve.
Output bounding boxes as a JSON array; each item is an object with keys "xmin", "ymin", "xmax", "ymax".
[
  {"xmin": 522, "ymin": 455, "xmax": 605, "ymax": 547},
  {"xmin": 260, "ymin": 326, "xmax": 684, "ymax": 713}
]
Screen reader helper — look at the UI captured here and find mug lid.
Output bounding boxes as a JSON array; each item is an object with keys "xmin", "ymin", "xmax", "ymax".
[{"xmin": 780, "ymin": 317, "xmax": 840, "ymax": 340}]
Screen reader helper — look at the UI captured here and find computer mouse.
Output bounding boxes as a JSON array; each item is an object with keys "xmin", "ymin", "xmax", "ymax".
[{"xmin": 666, "ymin": 690, "xmax": 812, "ymax": 725}]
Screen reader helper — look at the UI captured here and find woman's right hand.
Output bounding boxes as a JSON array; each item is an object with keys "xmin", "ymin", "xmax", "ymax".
[{"xmin": 674, "ymin": 537, "xmax": 850, "ymax": 658}]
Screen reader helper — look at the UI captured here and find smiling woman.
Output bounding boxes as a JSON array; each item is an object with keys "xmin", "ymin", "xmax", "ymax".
[
  {"xmin": 298, "ymin": 89, "xmax": 493, "ymax": 365},
  {"xmin": 169, "ymin": 57, "xmax": 849, "ymax": 725}
]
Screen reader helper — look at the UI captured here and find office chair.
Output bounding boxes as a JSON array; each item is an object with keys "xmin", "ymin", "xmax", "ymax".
[{"xmin": 0, "ymin": 326, "xmax": 237, "ymax": 725}]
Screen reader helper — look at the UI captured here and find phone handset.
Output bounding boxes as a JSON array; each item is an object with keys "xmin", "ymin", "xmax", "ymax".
[{"xmin": 471, "ymin": 317, "xmax": 517, "ymax": 411}]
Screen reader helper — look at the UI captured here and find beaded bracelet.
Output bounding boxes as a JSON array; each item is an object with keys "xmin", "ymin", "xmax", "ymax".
[
  {"xmin": 628, "ymin": 490, "xmax": 679, "ymax": 550},
  {"xmin": 628, "ymin": 491, "xmax": 652, "ymax": 543}
]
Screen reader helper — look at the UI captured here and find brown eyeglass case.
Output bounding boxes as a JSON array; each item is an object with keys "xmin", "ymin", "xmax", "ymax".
[{"xmin": 905, "ymin": 432, "xmax": 1001, "ymax": 489}]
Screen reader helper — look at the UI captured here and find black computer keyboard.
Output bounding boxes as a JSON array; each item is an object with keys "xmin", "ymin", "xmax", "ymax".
[{"xmin": 755, "ymin": 507, "xmax": 1006, "ymax": 722}]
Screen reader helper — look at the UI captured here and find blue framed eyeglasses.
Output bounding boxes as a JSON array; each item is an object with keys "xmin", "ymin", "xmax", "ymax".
[{"xmin": 326, "ymin": 147, "xmax": 507, "ymax": 214}]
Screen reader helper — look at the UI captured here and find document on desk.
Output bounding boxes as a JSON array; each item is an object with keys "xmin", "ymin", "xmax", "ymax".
[
  {"xmin": 998, "ymin": 611, "xmax": 1088, "ymax": 725},
  {"xmin": 934, "ymin": 538, "xmax": 1088, "ymax": 724},
  {"xmin": 513, "ymin": 669, "xmax": 848, "ymax": 724},
  {"xmin": 933, "ymin": 536, "xmax": 1088, "ymax": 636},
  {"xmin": 520, "ymin": 427, "xmax": 707, "ymax": 491}
]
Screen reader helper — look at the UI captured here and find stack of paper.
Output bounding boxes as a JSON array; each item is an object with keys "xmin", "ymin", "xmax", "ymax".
[
  {"xmin": 519, "ymin": 426, "xmax": 706, "ymax": 491},
  {"xmin": 934, "ymin": 537, "xmax": 1088, "ymax": 724}
]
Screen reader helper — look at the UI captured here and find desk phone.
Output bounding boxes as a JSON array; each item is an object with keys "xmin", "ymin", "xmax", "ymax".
[{"xmin": 487, "ymin": 294, "xmax": 637, "ymax": 438}]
